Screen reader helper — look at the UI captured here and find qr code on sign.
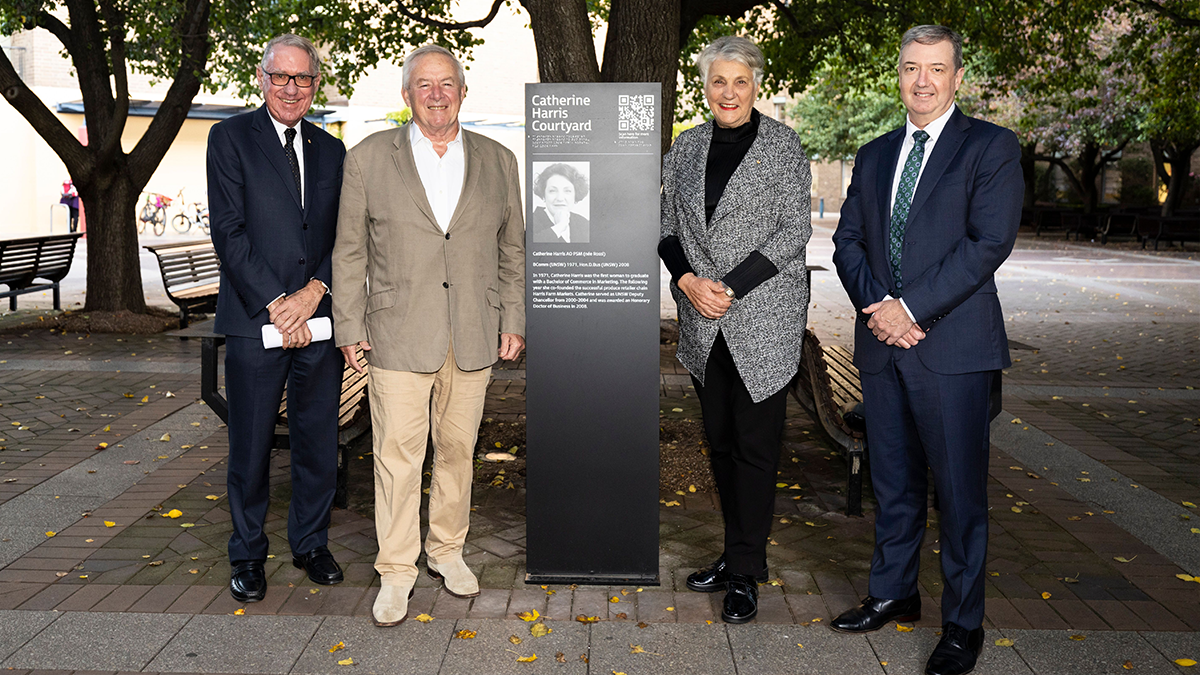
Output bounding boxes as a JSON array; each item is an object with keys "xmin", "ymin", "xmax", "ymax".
[{"xmin": 618, "ymin": 94, "xmax": 655, "ymax": 132}]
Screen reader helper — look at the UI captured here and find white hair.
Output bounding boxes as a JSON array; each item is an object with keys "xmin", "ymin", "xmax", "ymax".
[
  {"xmin": 696, "ymin": 36, "xmax": 764, "ymax": 87},
  {"xmin": 261, "ymin": 34, "xmax": 321, "ymax": 75},
  {"xmin": 401, "ymin": 44, "xmax": 467, "ymax": 92}
]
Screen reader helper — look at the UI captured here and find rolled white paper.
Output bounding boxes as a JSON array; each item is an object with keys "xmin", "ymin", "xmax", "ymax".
[{"xmin": 261, "ymin": 316, "xmax": 332, "ymax": 349}]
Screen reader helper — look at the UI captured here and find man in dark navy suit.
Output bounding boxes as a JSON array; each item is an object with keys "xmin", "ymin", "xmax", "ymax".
[
  {"xmin": 207, "ymin": 33, "xmax": 347, "ymax": 603},
  {"xmin": 830, "ymin": 25, "xmax": 1023, "ymax": 675}
]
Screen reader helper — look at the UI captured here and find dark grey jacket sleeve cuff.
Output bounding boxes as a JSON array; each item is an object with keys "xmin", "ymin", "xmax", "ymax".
[
  {"xmin": 721, "ymin": 251, "xmax": 778, "ymax": 298},
  {"xmin": 657, "ymin": 235, "xmax": 695, "ymax": 284}
]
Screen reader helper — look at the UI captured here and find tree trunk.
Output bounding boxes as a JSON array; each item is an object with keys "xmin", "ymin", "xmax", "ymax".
[
  {"xmin": 1077, "ymin": 143, "xmax": 1101, "ymax": 214},
  {"xmin": 601, "ymin": 0, "xmax": 682, "ymax": 155},
  {"xmin": 1020, "ymin": 142, "xmax": 1037, "ymax": 209},
  {"xmin": 519, "ymin": 0, "xmax": 600, "ymax": 83},
  {"xmin": 78, "ymin": 172, "xmax": 147, "ymax": 312},
  {"xmin": 1152, "ymin": 141, "xmax": 1198, "ymax": 217}
]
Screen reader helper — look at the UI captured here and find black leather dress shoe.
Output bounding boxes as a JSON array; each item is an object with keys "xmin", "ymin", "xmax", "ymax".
[
  {"xmin": 230, "ymin": 561, "xmax": 266, "ymax": 602},
  {"xmin": 686, "ymin": 555, "xmax": 769, "ymax": 593},
  {"xmin": 830, "ymin": 594, "xmax": 921, "ymax": 633},
  {"xmin": 925, "ymin": 622, "xmax": 984, "ymax": 675},
  {"xmin": 292, "ymin": 545, "xmax": 344, "ymax": 585},
  {"xmin": 721, "ymin": 573, "xmax": 759, "ymax": 624}
]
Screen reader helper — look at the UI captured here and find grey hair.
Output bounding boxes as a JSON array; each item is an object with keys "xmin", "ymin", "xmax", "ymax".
[
  {"xmin": 402, "ymin": 44, "xmax": 467, "ymax": 92},
  {"xmin": 260, "ymin": 34, "xmax": 322, "ymax": 76},
  {"xmin": 899, "ymin": 25, "xmax": 963, "ymax": 71},
  {"xmin": 696, "ymin": 36, "xmax": 764, "ymax": 88}
]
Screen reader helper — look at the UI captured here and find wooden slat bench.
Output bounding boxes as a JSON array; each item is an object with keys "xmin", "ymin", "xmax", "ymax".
[
  {"xmin": 0, "ymin": 232, "xmax": 83, "ymax": 311},
  {"xmin": 144, "ymin": 241, "xmax": 220, "ymax": 330},
  {"xmin": 169, "ymin": 319, "xmax": 369, "ymax": 509},
  {"xmin": 791, "ymin": 328, "xmax": 1008, "ymax": 518},
  {"xmin": 790, "ymin": 329, "xmax": 866, "ymax": 516}
]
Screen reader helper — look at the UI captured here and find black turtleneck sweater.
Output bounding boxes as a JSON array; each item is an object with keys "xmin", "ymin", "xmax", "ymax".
[{"xmin": 658, "ymin": 108, "xmax": 778, "ymax": 298}]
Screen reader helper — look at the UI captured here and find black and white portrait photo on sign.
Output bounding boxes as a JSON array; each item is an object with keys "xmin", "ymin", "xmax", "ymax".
[{"xmin": 530, "ymin": 161, "xmax": 590, "ymax": 244}]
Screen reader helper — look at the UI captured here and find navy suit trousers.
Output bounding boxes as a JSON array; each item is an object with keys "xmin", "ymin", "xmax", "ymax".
[
  {"xmin": 861, "ymin": 348, "xmax": 994, "ymax": 629},
  {"xmin": 225, "ymin": 335, "xmax": 342, "ymax": 563}
]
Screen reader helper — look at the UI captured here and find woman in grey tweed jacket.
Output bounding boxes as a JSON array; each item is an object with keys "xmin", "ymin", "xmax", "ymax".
[{"xmin": 659, "ymin": 36, "xmax": 812, "ymax": 624}]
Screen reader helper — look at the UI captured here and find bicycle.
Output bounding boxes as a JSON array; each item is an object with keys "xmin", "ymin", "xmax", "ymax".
[
  {"xmin": 138, "ymin": 192, "xmax": 172, "ymax": 236},
  {"xmin": 172, "ymin": 199, "xmax": 210, "ymax": 235}
]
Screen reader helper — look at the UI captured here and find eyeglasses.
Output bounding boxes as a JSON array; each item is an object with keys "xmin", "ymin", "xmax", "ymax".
[{"xmin": 265, "ymin": 71, "xmax": 316, "ymax": 88}]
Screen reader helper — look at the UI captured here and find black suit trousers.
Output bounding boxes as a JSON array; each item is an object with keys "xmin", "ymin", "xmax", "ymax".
[
  {"xmin": 692, "ymin": 332, "xmax": 789, "ymax": 577},
  {"xmin": 225, "ymin": 335, "xmax": 342, "ymax": 563}
]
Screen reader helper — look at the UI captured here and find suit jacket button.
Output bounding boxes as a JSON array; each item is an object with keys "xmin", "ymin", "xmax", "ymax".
[
  {"xmin": 445, "ymin": 233, "xmax": 450, "ymax": 240},
  {"xmin": 303, "ymin": 223, "xmax": 309, "ymax": 230},
  {"xmin": 443, "ymin": 282, "xmax": 449, "ymax": 289},
  {"xmin": 299, "ymin": 257, "xmax": 306, "ymax": 265}
]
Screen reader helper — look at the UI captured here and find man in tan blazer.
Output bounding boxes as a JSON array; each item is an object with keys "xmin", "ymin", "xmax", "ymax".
[{"xmin": 332, "ymin": 44, "xmax": 525, "ymax": 627}]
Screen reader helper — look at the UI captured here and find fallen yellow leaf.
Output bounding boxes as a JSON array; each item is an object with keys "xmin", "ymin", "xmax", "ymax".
[
  {"xmin": 1069, "ymin": 634, "xmax": 1086, "ymax": 641},
  {"xmin": 1177, "ymin": 574, "xmax": 1196, "ymax": 582},
  {"xmin": 1113, "ymin": 556, "xmax": 1136, "ymax": 563},
  {"xmin": 515, "ymin": 609, "xmax": 540, "ymax": 622},
  {"xmin": 206, "ymin": 495, "xmax": 220, "ymax": 501},
  {"xmin": 1176, "ymin": 658, "xmax": 1197, "ymax": 667},
  {"xmin": 234, "ymin": 608, "xmax": 245, "ymax": 615},
  {"xmin": 516, "ymin": 654, "xmax": 537, "ymax": 663},
  {"xmin": 45, "ymin": 531, "xmax": 55, "ymax": 537},
  {"xmin": 455, "ymin": 630, "xmax": 476, "ymax": 639},
  {"xmin": 610, "ymin": 596, "xmax": 620, "ymax": 603},
  {"xmin": 328, "ymin": 641, "xmax": 345, "ymax": 653},
  {"xmin": 165, "ymin": 509, "xmax": 183, "ymax": 518},
  {"xmin": 896, "ymin": 624, "xmax": 914, "ymax": 632},
  {"xmin": 104, "ymin": 521, "xmax": 116, "ymax": 528},
  {"xmin": 576, "ymin": 615, "xmax": 600, "ymax": 623},
  {"xmin": 1123, "ymin": 660, "xmax": 1133, "ymax": 670},
  {"xmin": 414, "ymin": 613, "xmax": 433, "ymax": 623},
  {"xmin": 688, "ymin": 485, "xmax": 697, "ymax": 492},
  {"xmin": 1183, "ymin": 501, "xmax": 1197, "ymax": 508},
  {"xmin": 1042, "ymin": 592, "xmax": 1052, "ymax": 600},
  {"xmin": 995, "ymin": 638, "xmax": 1015, "ymax": 647},
  {"xmin": 159, "ymin": 433, "xmax": 170, "ymax": 441},
  {"xmin": 509, "ymin": 635, "xmax": 522, "ymax": 645},
  {"xmin": 180, "ymin": 523, "xmax": 195, "ymax": 528},
  {"xmin": 530, "ymin": 622, "xmax": 551, "ymax": 637},
  {"xmin": 337, "ymin": 657, "xmax": 354, "ymax": 666}
]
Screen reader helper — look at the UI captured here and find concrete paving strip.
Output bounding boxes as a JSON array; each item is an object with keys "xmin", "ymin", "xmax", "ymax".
[
  {"xmin": 0, "ymin": 358, "xmax": 201, "ymax": 374},
  {"xmin": 1006, "ymin": 384, "xmax": 1200, "ymax": 401},
  {"xmin": 991, "ymin": 413, "xmax": 1200, "ymax": 576},
  {"xmin": 0, "ymin": 402, "xmax": 222, "ymax": 567},
  {"xmin": 0, "ymin": 612, "xmax": 1195, "ymax": 674}
]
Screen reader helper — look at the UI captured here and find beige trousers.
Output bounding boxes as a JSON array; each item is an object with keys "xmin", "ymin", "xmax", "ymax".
[{"xmin": 367, "ymin": 344, "xmax": 491, "ymax": 586}]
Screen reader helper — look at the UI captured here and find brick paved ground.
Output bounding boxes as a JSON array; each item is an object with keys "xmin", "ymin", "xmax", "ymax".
[{"xmin": 0, "ymin": 228, "xmax": 1196, "ymax": 673}]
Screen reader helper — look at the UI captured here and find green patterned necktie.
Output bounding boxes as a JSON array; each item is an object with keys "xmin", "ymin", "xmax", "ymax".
[{"xmin": 889, "ymin": 129, "xmax": 930, "ymax": 295}]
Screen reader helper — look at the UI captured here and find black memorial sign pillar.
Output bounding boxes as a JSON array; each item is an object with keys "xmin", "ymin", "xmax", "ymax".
[{"xmin": 524, "ymin": 83, "xmax": 662, "ymax": 585}]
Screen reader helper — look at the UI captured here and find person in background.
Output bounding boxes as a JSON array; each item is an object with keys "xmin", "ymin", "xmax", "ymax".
[
  {"xmin": 60, "ymin": 179, "xmax": 79, "ymax": 232},
  {"xmin": 660, "ymin": 35, "xmax": 812, "ymax": 624}
]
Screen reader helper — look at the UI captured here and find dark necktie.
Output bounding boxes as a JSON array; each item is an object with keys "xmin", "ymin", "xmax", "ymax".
[
  {"xmin": 284, "ymin": 127, "xmax": 302, "ymax": 206},
  {"xmin": 889, "ymin": 129, "xmax": 930, "ymax": 295}
]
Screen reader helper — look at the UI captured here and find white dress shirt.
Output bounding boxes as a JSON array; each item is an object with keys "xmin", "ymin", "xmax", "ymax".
[
  {"xmin": 882, "ymin": 103, "xmax": 958, "ymax": 322},
  {"xmin": 410, "ymin": 122, "xmax": 465, "ymax": 233},
  {"xmin": 268, "ymin": 113, "xmax": 305, "ymax": 207}
]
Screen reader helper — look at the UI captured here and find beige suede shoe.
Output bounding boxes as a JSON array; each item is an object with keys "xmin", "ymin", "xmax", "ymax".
[
  {"xmin": 372, "ymin": 584, "xmax": 411, "ymax": 627},
  {"xmin": 427, "ymin": 558, "xmax": 480, "ymax": 598}
]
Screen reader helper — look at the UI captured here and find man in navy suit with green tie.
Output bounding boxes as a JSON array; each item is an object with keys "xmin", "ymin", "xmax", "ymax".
[
  {"xmin": 831, "ymin": 25, "xmax": 1023, "ymax": 675},
  {"xmin": 207, "ymin": 34, "xmax": 347, "ymax": 603}
]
